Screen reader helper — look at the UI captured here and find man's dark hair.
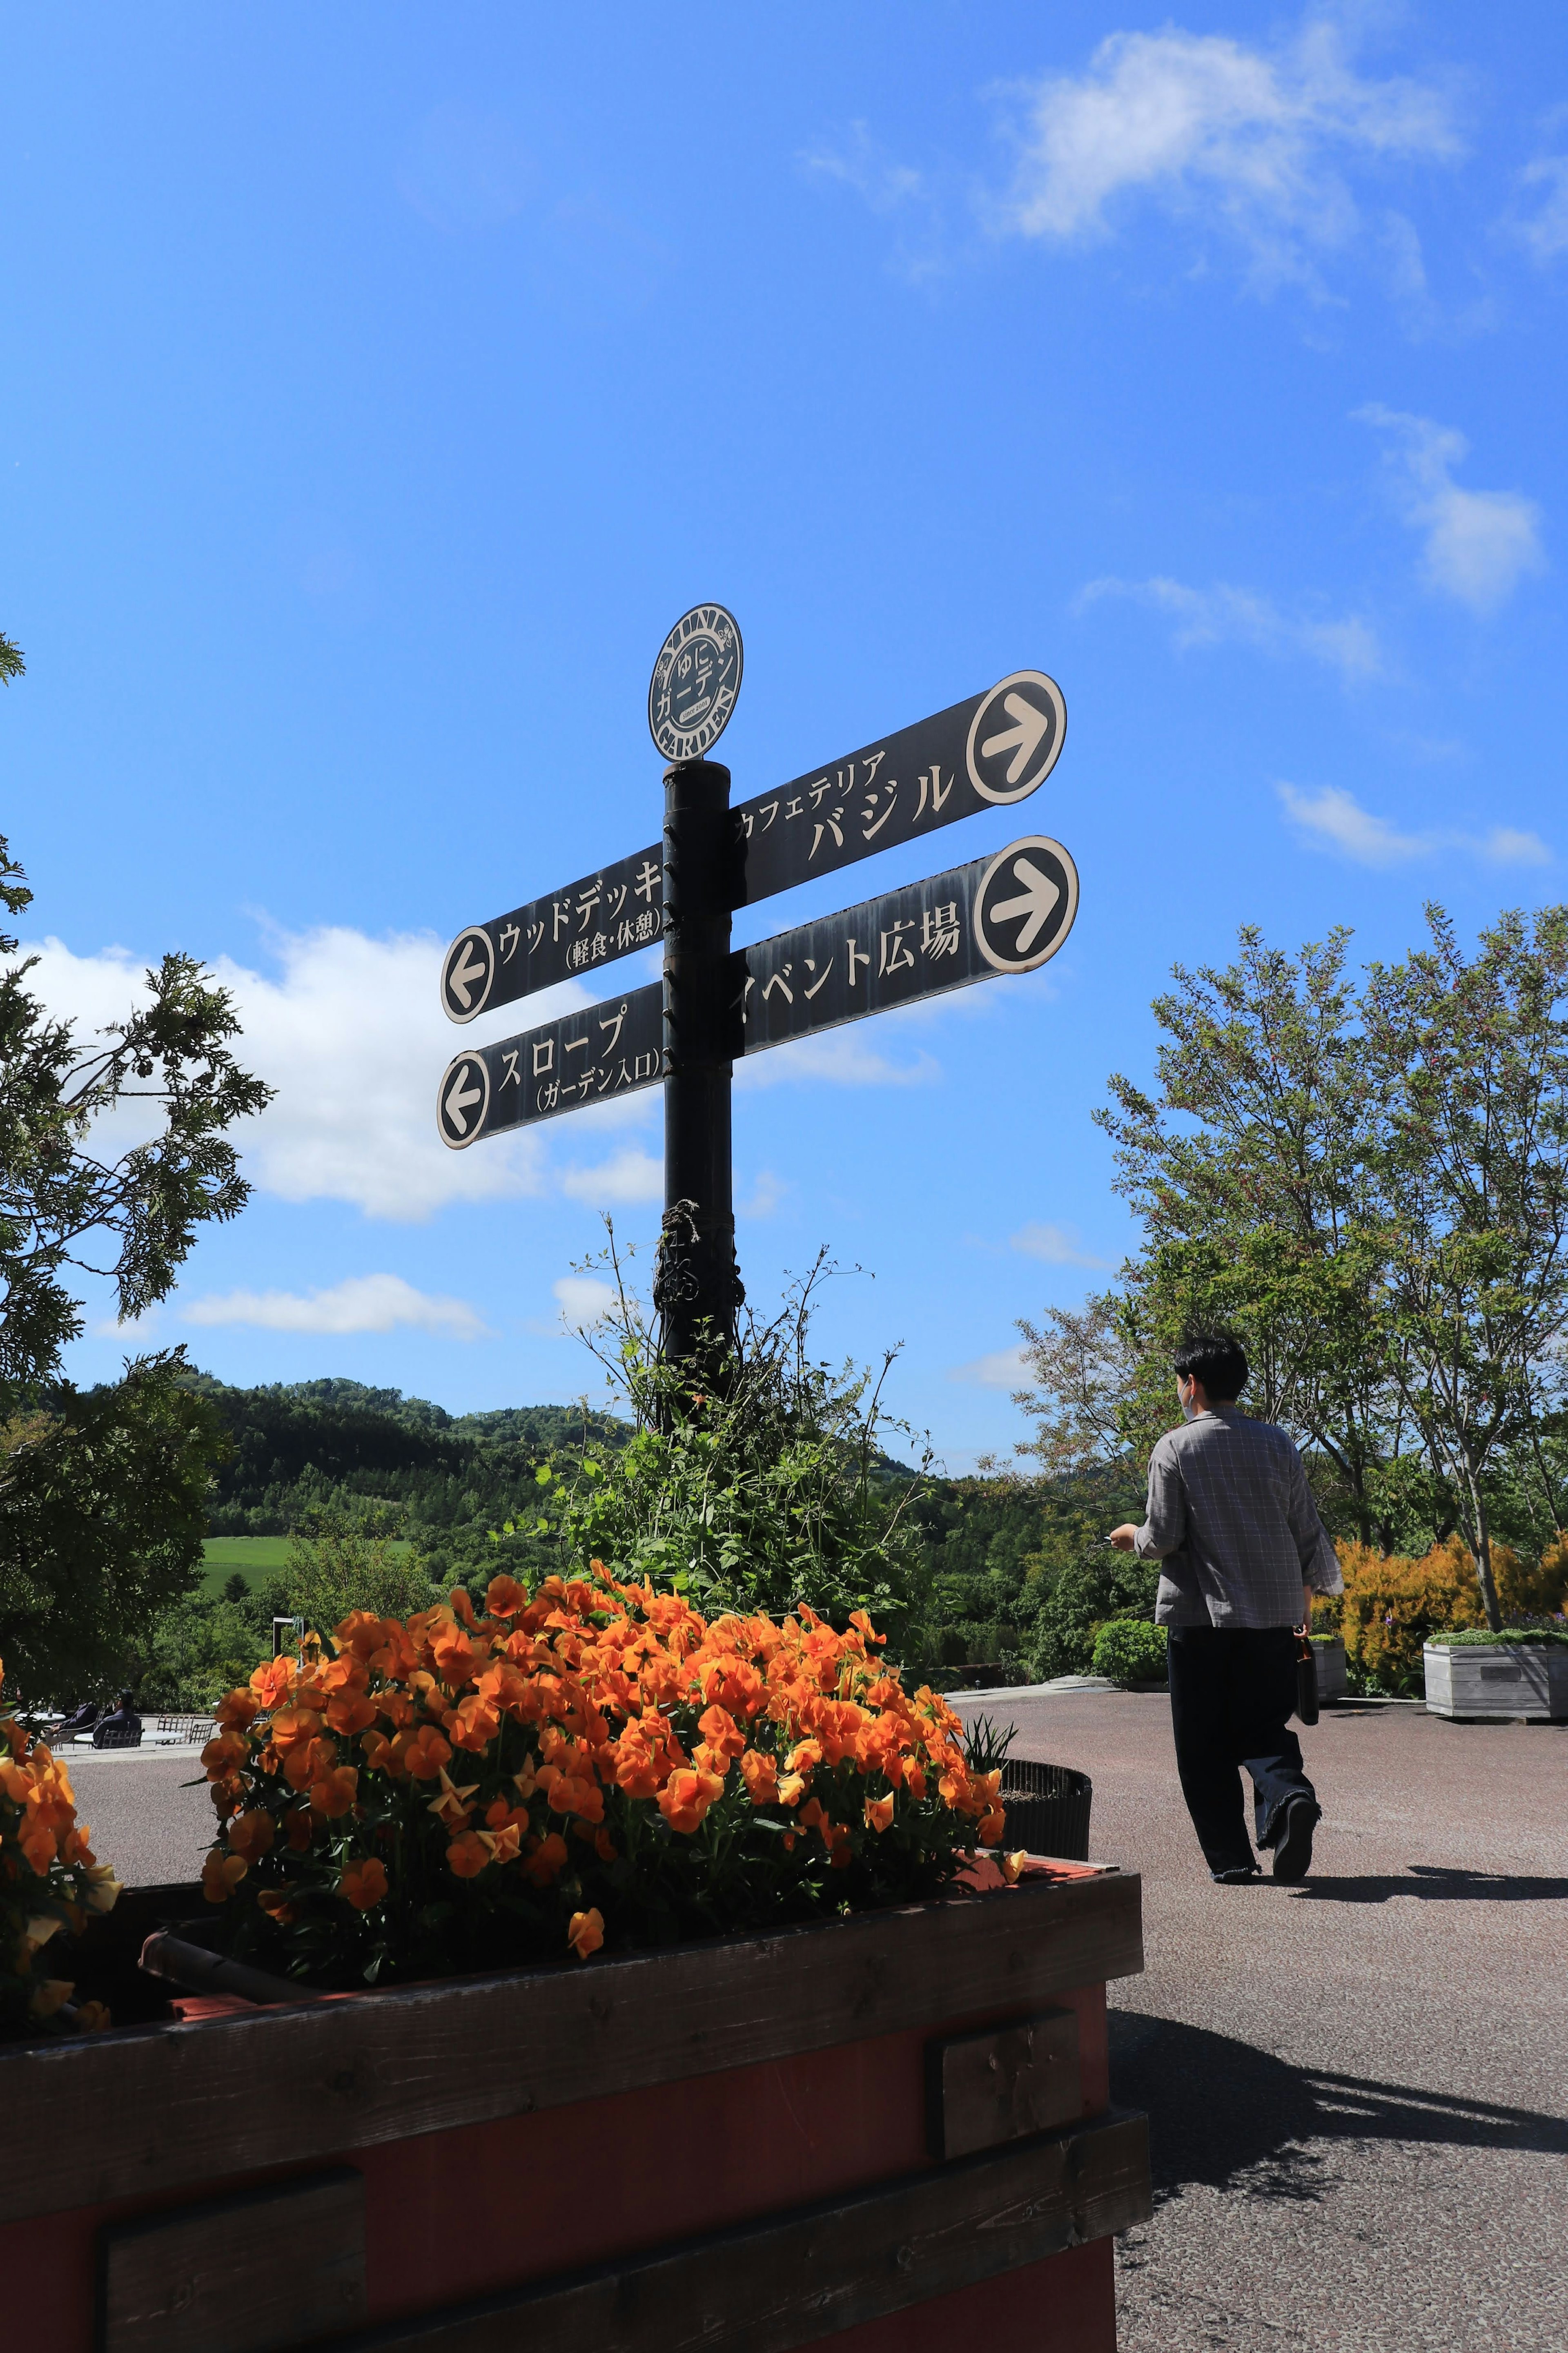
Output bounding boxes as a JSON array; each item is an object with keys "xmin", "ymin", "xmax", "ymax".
[{"xmin": 1174, "ymin": 1331, "xmax": 1248, "ymax": 1401}]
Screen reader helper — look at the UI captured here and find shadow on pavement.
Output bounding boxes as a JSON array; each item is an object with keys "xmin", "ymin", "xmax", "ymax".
[
  {"xmin": 1109, "ymin": 2010, "xmax": 1568, "ymax": 2205},
  {"xmin": 1293, "ymin": 1862, "xmax": 1568, "ymax": 1904}
]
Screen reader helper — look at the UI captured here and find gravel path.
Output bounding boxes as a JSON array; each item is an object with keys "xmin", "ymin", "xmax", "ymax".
[
  {"xmin": 63, "ymin": 1746, "xmax": 215, "ymax": 1888},
  {"xmin": 950, "ymin": 1688, "xmax": 1568, "ymax": 2353}
]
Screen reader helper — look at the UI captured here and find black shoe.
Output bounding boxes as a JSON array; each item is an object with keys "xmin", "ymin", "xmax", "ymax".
[
  {"xmin": 1272, "ymin": 1799, "xmax": 1319, "ymax": 1882},
  {"xmin": 1210, "ymin": 1864, "xmax": 1262, "ymax": 1884}
]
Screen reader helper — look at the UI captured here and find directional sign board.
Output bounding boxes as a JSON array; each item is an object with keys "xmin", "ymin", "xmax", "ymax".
[
  {"xmin": 737, "ymin": 836, "xmax": 1078, "ymax": 1051},
  {"xmin": 439, "ymin": 982, "xmax": 664, "ymax": 1147},
  {"xmin": 730, "ymin": 670, "xmax": 1066, "ymax": 909},
  {"xmin": 439, "ymin": 838, "xmax": 1078, "ymax": 1147},
  {"xmin": 439, "ymin": 669, "xmax": 1068, "ymax": 1027},
  {"xmin": 439, "ymin": 848, "xmax": 664, "ymax": 1025}
]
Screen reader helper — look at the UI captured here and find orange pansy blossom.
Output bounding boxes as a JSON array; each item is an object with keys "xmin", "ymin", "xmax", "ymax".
[
  {"xmin": 192, "ymin": 1578, "xmax": 1011, "ymax": 1991},
  {"xmin": 1, "ymin": 1661, "xmax": 123, "ymax": 2038}
]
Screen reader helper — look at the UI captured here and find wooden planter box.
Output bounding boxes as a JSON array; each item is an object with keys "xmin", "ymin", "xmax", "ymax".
[
  {"xmin": 1423, "ymin": 1641, "xmax": 1568, "ymax": 1720},
  {"xmin": 1, "ymin": 1859, "xmax": 1148, "ymax": 2353},
  {"xmin": 1309, "ymin": 1637, "xmax": 1348, "ymax": 1704}
]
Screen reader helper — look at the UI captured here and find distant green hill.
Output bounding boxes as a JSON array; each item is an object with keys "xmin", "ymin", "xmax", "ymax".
[{"xmin": 179, "ymin": 1372, "xmax": 628, "ymax": 1539}]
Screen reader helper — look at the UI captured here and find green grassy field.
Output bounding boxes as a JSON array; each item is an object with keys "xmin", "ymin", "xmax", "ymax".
[
  {"xmin": 200, "ymin": 1536, "xmax": 292, "ymax": 1594},
  {"xmin": 199, "ymin": 1535, "xmax": 412, "ymax": 1596}
]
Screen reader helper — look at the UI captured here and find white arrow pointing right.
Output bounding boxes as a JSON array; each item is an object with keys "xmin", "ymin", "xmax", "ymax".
[
  {"xmin": 443, "ymin": 1066, "xmax": 484, "ymax": 1135},
  {"xmin": 980, "ymin": 691, "xmax": 1051, "ymax": 785},
  {"xmin": 446, "ymin": 941, "xmax": 489, "ymax": 1010},
  {"xmin": 989, "ymin": 857, "xmax": 1060, "ymax": 954}
]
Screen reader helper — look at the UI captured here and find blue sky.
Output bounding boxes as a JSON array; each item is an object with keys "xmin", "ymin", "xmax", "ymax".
[{"xmin": 5, "ymin": 4, "xmax": 1565, "ymax": 1468}]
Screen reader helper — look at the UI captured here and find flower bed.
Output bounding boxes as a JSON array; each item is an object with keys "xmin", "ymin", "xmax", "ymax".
[
  {"xmin": 1, "ymin": 1858, "xmax": 1147, "ymax": 2353},
  {"xmin": 1, "ymin": 1668, "xmax": 122, "ymax": 2039},
  {"xmin": 192, "ymin": 1572, "xmax": 1012, "ymax": 1988},
  {"xmin": 2, "ymin": 1590, "xmax": 1151, "ymax": 2351}
]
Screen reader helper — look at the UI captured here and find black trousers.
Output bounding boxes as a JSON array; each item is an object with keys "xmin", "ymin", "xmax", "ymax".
[{"xmin": 1166, "ymin": 1626, "xmax": 1317, "ymax": 1873}]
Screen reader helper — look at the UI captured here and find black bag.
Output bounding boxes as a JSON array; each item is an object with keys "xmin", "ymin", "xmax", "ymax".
[{"xmin": 1295, "ymin": 1634, "xmax": 1319, "ymax": 1726}]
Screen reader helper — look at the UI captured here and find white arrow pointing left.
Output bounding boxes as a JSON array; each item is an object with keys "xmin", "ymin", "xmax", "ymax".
[
  {"xmin": 980, "ymin": 691, "xmax": 1051, "ymax": 786},
  {"xmin": 443, "ymin": 1066, "xmax": 484, "ymax": 1135},
  {"xmin": 446, "ymin": 941, "xmax": 488, "ymax": 1010},
  {"xmin": 989, "ymin": 857, "xmax": 1060, "ymax": 953}
]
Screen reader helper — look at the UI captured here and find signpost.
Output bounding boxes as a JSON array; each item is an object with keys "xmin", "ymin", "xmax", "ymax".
[{"xmin": 436, "ymin": 604, "xmax": 1079, "ymax": 1362}]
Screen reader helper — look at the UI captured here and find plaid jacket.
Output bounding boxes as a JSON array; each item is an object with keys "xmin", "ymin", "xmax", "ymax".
[{"xmin": 1132, "ymin": 1406, "xmax": 1343, "ymax": 1630}]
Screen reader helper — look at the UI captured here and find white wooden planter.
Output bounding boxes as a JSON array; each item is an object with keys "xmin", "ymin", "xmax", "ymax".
[
  {"xmin": 1423, "ymin": 1642, "xmax": 1568, "ymax": 1721},
  {"xmin": 1309, "ymin": 1637, "xmax": 1347, "ymax": 1703}
]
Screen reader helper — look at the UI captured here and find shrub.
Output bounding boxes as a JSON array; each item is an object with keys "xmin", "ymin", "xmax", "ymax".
[
  {"xmin": 1326, "ymin": 1537, "xmax": 1568, "ymax": 1691},
  {"xmin": 0, "ymin": 1663, "xmax": 121, "ymax": 2039},
  {"xmin": 1428, "ymin": 1625, "xmax": 1568, "ymax": 1648},
  {"xmin": 1329, "ymin": 1540, "xmax": 1484, "ymax": 1690},
  {"xmin": 1024, "ymin": 1552, "xmax": 1162, "ymax": 1681},
  {"xmin": 197, "ymin": 1573, "xmax": 1008, "ymax": 1988},
  {"xmin": 1092, "ymin": 1619, "xmax": 1169, "ymax": 1686}
]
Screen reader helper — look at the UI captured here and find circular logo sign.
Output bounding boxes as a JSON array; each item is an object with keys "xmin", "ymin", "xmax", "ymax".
[
  {"xmin": 648, "ymin": 603, "xmax": 744, "ymax": 764},
  {"xmin": 973, "ymin": 837, "xmax": 1079, "ymax": 973},
  {"xmin": 965, "ymin": 671, "xmax": 1067, "ymax": 805},
  {"xmin": 440, "ymin": 926, "xmax": 495, "ymax": 1025},
  {"xmin": 437, "ymin": 1051, "xmax": 490, "ymax": 1150}
]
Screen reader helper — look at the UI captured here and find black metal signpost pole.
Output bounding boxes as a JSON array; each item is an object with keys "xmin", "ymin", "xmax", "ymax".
[
  {"xmin": 437, "ymin": 602, "xmax": 1076, "ymax": 1383},
  {"xmin": 655, "ymin": 756, "xmax": 742, "ymax": 1365}
]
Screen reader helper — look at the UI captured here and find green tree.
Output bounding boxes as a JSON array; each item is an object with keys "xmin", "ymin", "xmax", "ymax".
[
  {"xmin": 262, "ymin": 1506, "xmax": 438, "ymax": 1642},
  {"xmin": 1362, "ymin": 907, "xmax": 1568, "ymax": 1630},
  {"xmin": 0, "ymin": 733, "xmax": 272, "ymax": 1698}
]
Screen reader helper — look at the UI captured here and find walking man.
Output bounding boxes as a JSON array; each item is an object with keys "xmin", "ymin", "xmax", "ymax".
[{"xmin": 1109, "ymin": 1332, "xmax": 1342, "ymax": 1885}]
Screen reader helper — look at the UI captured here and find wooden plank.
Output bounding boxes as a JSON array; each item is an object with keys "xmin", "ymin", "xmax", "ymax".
[
  {"xmin": 926, "ymin": 2007, "xmax": 1082, "ymax": 2160},
  {"xmin": 97, "ymin": 2169, "xmax": 365, "ymax": 2353},
  {"xmin": 4, "ymin": 1869, "xmax": 1143, "ymax": 2224},
  {"xmin": 334, "ymin": 2110, "xmax": 1150, "ymax": 2353}
]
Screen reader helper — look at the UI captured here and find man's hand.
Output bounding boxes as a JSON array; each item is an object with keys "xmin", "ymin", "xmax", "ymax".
[
  {"xmin": 1109, "ymin": 1524, "xmax": 1139, "ymax": 1553},
  {"xmin": 1302, "ymin": 1582, "xmax": 1315, "ymax": 1633}
]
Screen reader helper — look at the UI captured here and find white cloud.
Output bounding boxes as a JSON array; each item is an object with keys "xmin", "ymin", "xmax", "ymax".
[
  {"xmin": 739, "ymin": 1169, "xmax": 788, "ymax": 1221},
  {"xmin": 1359, "ymin": 407, "xmax": 1546, "ymax": 612},
  {"xmin": 1078, "ymin": 576, "xmax": 1381, "ymax": 681},
  {"xmin": 1277, "ymin": 784, "xmax": 1550, "ymax": 870},
  {"xmin": 183, "ymin": 1273, "xmax": 486, "ymax": 1340},
  {"xmin": 948, "ymin": 1345, "xmax": 1028, "ymax": 1389},
  {"xmin": 1514, "ymin": 155, "xmax": 1568, "ymax": 263},
  {"xmin": 553, "ymin": 1275, "xmax": 618, "ymax": 1326},
  {"xmin": 559, "ymin": 1148, "xmax": 663, "ymax": 1207},
  {"xmin": 800, "ymin": 120, "xmax": 924, "ymax": 216},
  {"xmin": 21, "ymin": 927, "xmax": 607, "ymax": 1222},
  {"xmin": 735, "ymin": 1029, "xmax": 940, "ymax": 1090},
  {"xmin": 993, "ymin": 20, "xmax": 1459, "ymax": 289},
  {"xmin": 1010, "ymin": 1222, "xmax": 1111, "ymax": 1270}
]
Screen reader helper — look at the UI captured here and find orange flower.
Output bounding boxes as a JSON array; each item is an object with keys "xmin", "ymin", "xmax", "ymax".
[
  {"xmin": 775, "ymin": 1771, "xmax": 806, "ymax": 1809},
  {"xmin": 310, "ymin": 1765, "xmax": 360, "ymax": 1820},
  {"xmin": 399, "ymin": 1724, "xmax": 452, "ymax": 1780},
  {"xmin": 340, "ymin": 1857, "xmax": 388, "ymax": 1911},
  {"xmin": 257, "ymin": 1887, "xmax": 297, "ymax": 1924},
  {"xmin": 326, "ymin": 1691, "xmax": 378, "ymax": 1737},
  {"xmin": 249, "ymin": 1655, "xmax": 296, "ymax": 1709},
  {"xmin": 202, "ymin": 1849, "xmax": 247, "ymax": 1904},
  {"xmin": 523, "ymin": 1831, "xmax": 570, "ymax": 1885},
  {"xmin": 697, "ymin": 1703, "xmax": 746, "ymax": 1762},
  {"xmin": 567, "ymin": 1907, "xmax": 605, "ymax": 1961},
  {"xmin": 486, "ymin": 1574, "xmax": 527, "ymax": 1618},
  {"xmin": 1000, "ymin": 1850, "xmax": 1029, "ymax": 1885},
  {"xmin": 74, "ymin": 1999, "xmax": 112, "ymax": 2032},
  {"xmin": 657, "ymin": 1765, "xmax": 725, "ymax": 1835},
  {"xmin": 445, "ymin": 1830, "xmax": 490, "ymax": 1879},
  {"xmin": 978, "ymin": 1807, "xmax": 1005, "ymax": 1846},
  {"xmin": 864, "ymin": 1794, "xmax": 894, "ymax": 1833},
  {"xmin": 739, "ymin": 1749, "xmax": 778, "ymax": 1804},
  {"xmin": 227, "ymin": 1809, "xmax": 275, "ymax": 1865},
  {"xmin": 283, "ymin": 1807, "xmax": 315, "ymax": 1852},
  {"xmin": 481, "ymin": 1821, "xmax": 524, "ymax": 1867}
]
